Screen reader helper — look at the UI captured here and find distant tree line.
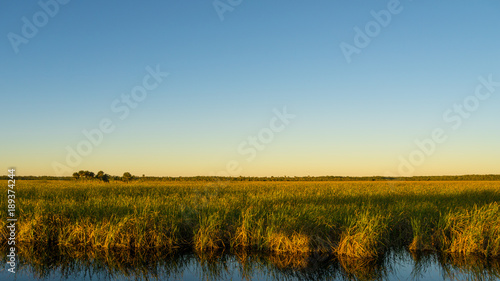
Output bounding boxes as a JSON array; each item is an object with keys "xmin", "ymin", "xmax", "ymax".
[
  {"xmin": 72, "ymin": 170, "xmax": 111, "ymax": 182},
  {"xmin": 135, "ymin": 174, "xmax": 500, "ymax": 182},
  {"xmin": 71, "ymin": 171, "xmax": 135, "ymax": 182},
  {"xmin": 2, "ymin": 174, "xmax": 500, "ymax": 181}
]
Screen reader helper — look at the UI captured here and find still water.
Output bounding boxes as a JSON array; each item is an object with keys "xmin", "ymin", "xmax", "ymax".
[{"xmin": 2, "ymin": 247, "xmax": 500, "ymax": 281}]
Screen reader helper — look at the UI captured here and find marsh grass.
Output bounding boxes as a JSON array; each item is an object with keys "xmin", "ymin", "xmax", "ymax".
[
  {"xmin": 337, "ymin": 211, "xmax": 388, "ymax": 258},
  {"xmin": 1, "ymin": 180, "xmax": 499, "ymax": 258},
  {"xmin": 438, "ymin": 203, "xmax": 500, "ymax": 257},
  {"xmin": 5, "ymin": 244, "xmax": 500, "ymax": 281}
]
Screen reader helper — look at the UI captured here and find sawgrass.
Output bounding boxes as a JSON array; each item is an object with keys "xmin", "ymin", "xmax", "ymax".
[{"xmin": 1, "ymin": 180, "xmax": 499, "ymax": 258}]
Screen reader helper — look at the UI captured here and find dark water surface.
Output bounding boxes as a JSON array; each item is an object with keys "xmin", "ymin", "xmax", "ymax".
[{"xmin": 2, "ymin": 247, "xmax": 500, "ymax": 281}]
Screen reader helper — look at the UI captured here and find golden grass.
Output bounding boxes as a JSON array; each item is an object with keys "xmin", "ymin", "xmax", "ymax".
[
  {"xmin": 337, "ymin": 211, "xmax": 387, "ymax": 258},
  {"xmin": 1, "ymin": 180, "xmax": 499, "ymax": 258},
  {"xmin": 439, "ymin": 203, "xmax": 500, "ymax": 257}
]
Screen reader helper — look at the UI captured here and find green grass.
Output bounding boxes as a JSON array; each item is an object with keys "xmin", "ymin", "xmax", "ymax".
[{"xmin": 1, "ymin": 180, "xmax": 500, "ymax": 258}]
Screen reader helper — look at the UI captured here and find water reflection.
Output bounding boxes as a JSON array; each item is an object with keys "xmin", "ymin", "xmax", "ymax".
[{"xmin": 2, "ymin": 245, "xmax": 500, "ymax": 281}]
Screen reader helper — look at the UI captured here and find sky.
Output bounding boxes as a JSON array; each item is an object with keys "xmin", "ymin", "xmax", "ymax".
[{"xmin": 1, "ymin": 0, "xmax": 499, "ymax": 177}]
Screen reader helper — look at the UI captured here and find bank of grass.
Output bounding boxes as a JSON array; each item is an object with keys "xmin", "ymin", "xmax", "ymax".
[{"xmin": 1, "ymin": 180, "xmax": 499, "ymax": 258}]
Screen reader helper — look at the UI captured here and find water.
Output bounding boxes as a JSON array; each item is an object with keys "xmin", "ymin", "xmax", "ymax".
[{"xmin": 2, "ymin": 247, "xmax": 500, "ymax": 281}]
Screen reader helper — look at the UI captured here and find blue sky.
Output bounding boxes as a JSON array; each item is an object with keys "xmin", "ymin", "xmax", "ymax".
[{"xmin": 1, "ymin": 0, "xmax": 499, "ymax": 177}]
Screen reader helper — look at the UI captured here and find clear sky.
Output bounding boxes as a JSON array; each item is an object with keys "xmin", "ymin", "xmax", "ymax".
[{"xmin": 1, "ymin": 1, "xmax": 499, "ymax": 177}]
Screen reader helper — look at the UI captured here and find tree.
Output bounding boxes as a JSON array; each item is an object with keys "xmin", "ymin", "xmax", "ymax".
[
  {"xmin": 72, "ymin": 172, "xmax": 80, "ymax": 180},
  {"xmin": 96, "ymin": 171, "xmax": 110, "ymax": 183},
  {"xmin": 101, "ymin": 173, "xmax": 110, "ymax": 183},
  {"xmin": 96, "ymin": 171, "xmax": 105, "ymax": 180},
  {"xmin": 122, "ymin": 172, "xmax": 133, "ymax": 182},
  {"xmin": 76, "ymin": 170, "xmax": 96, "ymax": 180}
]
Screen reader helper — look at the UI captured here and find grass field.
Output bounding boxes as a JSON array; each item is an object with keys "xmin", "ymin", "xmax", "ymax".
[{"xmin": 2, "ymin": 180, "xmax": 500, "ymax": 258}]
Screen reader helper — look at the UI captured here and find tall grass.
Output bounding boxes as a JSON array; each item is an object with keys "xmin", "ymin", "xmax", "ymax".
[
  {"xmin": 1, "ymin": 180, "xmax": 499, "ymax": 258},
  {"xmin": 337, "ymin": 211, "xmax": 388, "ymax": 258}
]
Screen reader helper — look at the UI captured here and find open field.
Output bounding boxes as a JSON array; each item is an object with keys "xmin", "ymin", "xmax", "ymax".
[{"xmin": 2, "ymin": 180, "xmax": 500, "ymax": 258}]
